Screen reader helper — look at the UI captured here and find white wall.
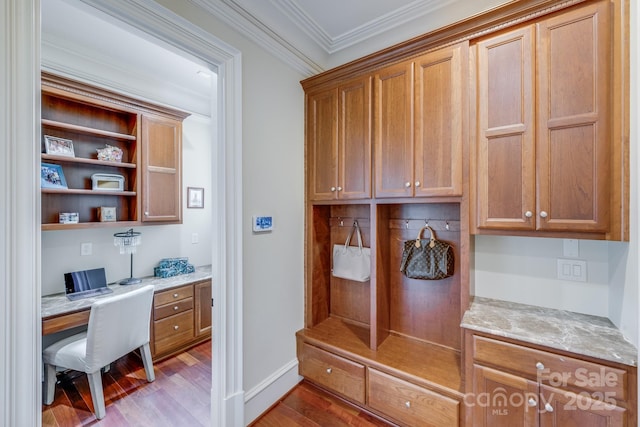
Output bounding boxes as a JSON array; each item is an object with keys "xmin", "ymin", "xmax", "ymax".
[{"xmin": 40, "ymin": 114, "xmax": 213, "ymax": 296}]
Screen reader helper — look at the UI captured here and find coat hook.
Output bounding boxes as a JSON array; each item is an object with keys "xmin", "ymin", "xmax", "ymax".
[
  {"xmin": 425, "ymin": 219, "xmax": 430, "ymax": 226},
  {"xmin": 339, "ymin": 217, "xmax": 344, "ymax": 227},
  {"xmin": 405, "ymin": 220, "xmax": 409, "ymax": 229},
  {"xmin": 353, "ymin": 219, "xmax": 358, "ymax": 227},
  {"xmin": 445, "ymin": 221, "xmax": 450, "ymax": 231}
]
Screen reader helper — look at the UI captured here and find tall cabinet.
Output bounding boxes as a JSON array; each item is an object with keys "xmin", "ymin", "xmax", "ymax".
[{"xmin": 298, "ymin": 0, "xmax": 629, "ymax": 426}]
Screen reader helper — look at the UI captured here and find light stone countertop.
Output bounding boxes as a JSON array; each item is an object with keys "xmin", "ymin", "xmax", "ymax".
[
  {"xmin": 42, "ymin": 265, "xmax": 212, "ymax": 319},
  {"xmin": 461, "ymin": 296, "xmax": 638, "ymax": 367}
]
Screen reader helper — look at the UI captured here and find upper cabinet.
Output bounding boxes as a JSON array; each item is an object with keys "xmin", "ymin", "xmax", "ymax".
[
  {"xmin": 307, "ymin": 75, "xmax": 372, "ymax": 201},
  {"xmin": 473, "ymin": 1, "xmax": 615, "ymax": 237},
  {"xmin": 41, "ymin": 73, "xmax": 189, "ymax": 230},
  {"xmin": 374, "ymin": 42, "xmax": 467, "ymax": 199}
]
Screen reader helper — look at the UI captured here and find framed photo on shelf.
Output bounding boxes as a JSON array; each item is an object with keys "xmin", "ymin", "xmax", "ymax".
[
  {"xmin": 44, "ymin": 135, "xmax": 75, "ymax": 157},
  {"xmin": 187, "ymin": 187, "xmax": 204, "ymax": 208},
  {"xmin": 41, "ymin": 162, "xmax": 68, "ymax": 189}
]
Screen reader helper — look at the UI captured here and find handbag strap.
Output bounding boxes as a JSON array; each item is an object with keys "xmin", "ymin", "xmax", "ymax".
[
  {"xmin": 344, "ymin": 221, "xmax": 364, "ymax": 251},
  {"xmin": 414, "ymin": 225, "xmax": 436, "ymax": 249}
]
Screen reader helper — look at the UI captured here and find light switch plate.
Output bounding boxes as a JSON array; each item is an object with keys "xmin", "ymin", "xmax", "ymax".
[
  {"xmin": 557, "ymin": 258, "xmax": 587, "ymax": 282},
  {"xmin": 252, "ymin": 216, "xmax": 273, "ymax": 232}
]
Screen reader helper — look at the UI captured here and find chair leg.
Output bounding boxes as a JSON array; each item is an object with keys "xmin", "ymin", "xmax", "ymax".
[
  {"xmin": 87, "ymin": 371, "xmax": 106, "ymax": 419},
  {"xmin": 43, "ymin": 364, "xmax": 57, "ymax": 405},
  {"xmin": 140, "ymin": 343, "xmax": 155, "ymax": 382}
]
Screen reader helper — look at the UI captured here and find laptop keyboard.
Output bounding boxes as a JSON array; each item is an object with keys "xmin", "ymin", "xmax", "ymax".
[{"xmin": 66, "ymin": 287, "xmax": 113, "ymax": 301}]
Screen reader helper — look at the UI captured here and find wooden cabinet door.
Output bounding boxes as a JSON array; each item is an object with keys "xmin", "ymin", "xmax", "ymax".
[
  {"xmin": 194, "ymin": 280, "xmax": 212, "ymax": 337},
  {"xmin": 414, "ymin": 42, "xmax": 466, "ymax": 197},
  {"xmin": 141, "ymin": 114, "xmax": 182, "ymax": 222},
  {"xmin": 307, "ymin": 89, "xmax": 338, "ymax": 200},
  {"xmin": 473, "ymin": 364, "xmax": 539, "ymax": 427},
  {"xmin": 338, "ymin": 76, "xmax": 371, "ymax": 200},
  {"xmin": 536, "ymin": 1, "xmax": 610, "ymax": 232},
  {"xmin": 539, "ymin": 384, "xmax": 625, "ymax": 427},
  {"xmin": 373, "ymin": 60, "xmax": 414, "ymax": 198},
  {"xmin": 476, "ymin": 26, "xmax": 536, "ymax": 230}
]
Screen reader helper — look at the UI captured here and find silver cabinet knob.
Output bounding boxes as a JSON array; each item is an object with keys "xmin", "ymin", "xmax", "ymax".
[
  {"xmin": 330, "ymin": 186, "xmax": 336, "ymax": 192},
  {"xmin": 414, "ymin": 181, "xmax": 420, "ymax": 187},
  {"xmin": 173, "ymin": 293, "xmax": 179, "ymax": 298},
  {"xmin": 336, "ymin": 186, "xmax": 342, "ymax": 191},
  {"xmin": 405, "ymin": 401, "xmax": 411, "ymax": 408},
  {"xmin": 528, "ymin": 397, "xmax": 537, "ymax": 407},
  {"xmin": 540, "ymin": 211, "xmax": 548, "ymax": 218},
  {"xmin": 536, "ymin": 362, "xmax": 545, "ymax": 370},
  {"xmin": 174, "ymin": 325, "xmax": 179, "ymax": 330},
  {"xmin": 525, "ymin": 211, "xmax": 533, "ymax": 218},
  {"xmin": 173, "ymin": 306, "xmax": 179, "ymax": 311},
  {"xmin": 404, "ymin": 182, "xmax": 411, "ymax": 188},
  {"xmin": 326, "ymin": 368, "xmax": 332, "ymax": 374},
  {"xmin": 145, "ymin": 212, "xmax": 149, "ymax": 216},
  {"xmin": 544, "ymin": 402, "xmax": 554, "ymax": 412}
]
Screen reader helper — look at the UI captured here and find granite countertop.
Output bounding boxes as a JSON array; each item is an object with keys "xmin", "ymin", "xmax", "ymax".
[
  {"xmin": 461, "ymin": 296, "xmax": 638, "ymax": 367},
  {"xmin": 42, "ymin": 265, "xmax": 212, "ymax": 318}
]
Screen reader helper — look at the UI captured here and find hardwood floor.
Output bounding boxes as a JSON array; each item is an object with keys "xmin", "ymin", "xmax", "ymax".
[
  {"xmin": 43, "ymin": 341, "xmax": 393, "ymax": 426},
  {"xmin": 42, "ymin": 341, "xmax": 211, "ymax": 426},
  {"xmin": 250, "ymin": 381, "xmax": 395, "ymax": 427}
]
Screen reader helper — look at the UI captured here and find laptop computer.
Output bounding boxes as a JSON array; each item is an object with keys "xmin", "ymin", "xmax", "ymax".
[{"xmin": 65, "ymin": 267, "xmax": 114, "ymax": 301}]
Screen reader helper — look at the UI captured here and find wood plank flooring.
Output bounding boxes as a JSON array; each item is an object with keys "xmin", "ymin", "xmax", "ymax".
[
  {"xmin": 43, "ymin": 340, "xmax": 394, "ymax": 426},
  {"xmin": 250, "ymin": 381, "xmax": 395, "ymax": 427},
  {"xmin": 42, "ymin": 341, "xmax": 211, "ymax": 426}
]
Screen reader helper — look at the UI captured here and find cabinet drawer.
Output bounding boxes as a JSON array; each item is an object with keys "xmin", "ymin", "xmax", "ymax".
[
  {"xmin": 153, "ymin": 311, "xmax": 194, "ymax": 355},
  {"xmin": 298, "ymin": 343, "xmax": 365, "ymax": 404},
  {"xmin": 368, "ymin": 369, "xmax": 459, "ymax": 427},
  {"xmin": 473, "ymin": 336, "xmax": 627, "ymax": 399},
  {"xmin": 154, "ymin": 285, "xmax": 193, "ymax": 307},
  {"xmin": 154, "ymin": 297, "xmax": 193, "ymax": 320}
]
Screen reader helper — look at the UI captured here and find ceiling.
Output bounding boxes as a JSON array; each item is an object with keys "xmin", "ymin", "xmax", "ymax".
[{"xmin": 41, "ymin": 0, "xmax": 509, "ymax": 115}]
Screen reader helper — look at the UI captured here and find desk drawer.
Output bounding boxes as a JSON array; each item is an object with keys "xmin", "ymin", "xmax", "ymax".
[
  {"xmin": 154, "ymin": 298, "xmax": 193, "ymax": 320},
  {"xmin": 299, "ymin": 343, "xmax": 365, "ymax": 404},
  {"xmin": 368, "ymin": 369, "xmax": 459, "ymax": 427},
  {"xmin": 154, "ymin": 285, "xmax": 193, "ymax": 307},
  {"xmin": 153, "ymin": 311, "xmax": 194, "ymax": 355},
  {"xmin": 473, "ymin": 335, "xmax": 627, "ymax": 398}
]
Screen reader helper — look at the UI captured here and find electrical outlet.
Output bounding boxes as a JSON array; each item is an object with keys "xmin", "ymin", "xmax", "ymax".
[
  {"xmin": 557, "ymin": 258, "xmax": 587, "ymax": 282},
  {"xmin": 191, "ymin": 233, "xmax": 199, "ymax": 244},
  {"xmin": 81, "ymin": 242, "xmax": 92, "ymax": 256}
]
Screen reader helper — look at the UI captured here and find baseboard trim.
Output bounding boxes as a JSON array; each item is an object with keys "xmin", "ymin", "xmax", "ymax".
[{"xmin": 244, "ymin": 358, "xmax": 302, "ymax": 425}]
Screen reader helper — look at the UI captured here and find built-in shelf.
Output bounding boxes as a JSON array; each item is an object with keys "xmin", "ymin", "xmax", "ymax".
[
  {"xmin": 42, "ymin": 119, "xmax": 137, "ymax": 141},
  {"xmin": 41, "ymin": 188, "xmax": 136, "ymax": 196},
  {"xmin": 41, "ymin": 154, "xmax": 136, "ymax": 169},
  {"xmin": 42, "ymin": 220, "xmax": 140, "ymax": 232}
]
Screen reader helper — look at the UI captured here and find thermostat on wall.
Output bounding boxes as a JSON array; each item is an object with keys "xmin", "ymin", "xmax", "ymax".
[{"xmin": 252, "ymin": 216, "xmax": 273, "ymax": 232}]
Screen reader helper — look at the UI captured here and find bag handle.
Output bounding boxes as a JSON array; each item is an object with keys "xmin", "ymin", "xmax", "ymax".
[
  {"xmin": 344, "ymin": 221, "xmax": 364, "ymax": 251},
  {"xmin": 414, "ymin": 225, "xmax": 436, "ymax": 249}
]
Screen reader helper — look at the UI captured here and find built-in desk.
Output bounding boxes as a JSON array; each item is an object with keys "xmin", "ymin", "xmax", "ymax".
[{"xmin": 42, "ymin": 265, "xmax": 212, "ymax": 360}]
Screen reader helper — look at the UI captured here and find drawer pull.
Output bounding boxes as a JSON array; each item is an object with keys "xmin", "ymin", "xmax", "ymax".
[
  {"xmin": 174, "ymin": 306, "xmax": 179, "ymax": 311},
  {"xmin": 405, "ymin": 401, "xmax": 411, "ymax": 408},
  {"xmin": 326, "ymin": 368, "xmax": 332, "ymax": 374},
  {"xmin": 544, "ymin": 403, "xmax": 554, "ymax": 412},
  {"xmin": 174, "ymin": 325, "xmax": 179, "ymax": 330},
  {"xmin": 535, "ymin": 362, "xmax": 545, "ymax": 370},
  {"xmin": 528, "ymin": 397, "xmax": 537, "ymax": 407},
  {"xmin": 173, "ymin": 293, "xmax": 179, "ymax": 298}
]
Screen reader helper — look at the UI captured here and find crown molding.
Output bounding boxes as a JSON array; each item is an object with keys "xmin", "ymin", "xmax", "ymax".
[{"xmin": 188, "ymin": 0, "xmax": 324, "ymax": 76}]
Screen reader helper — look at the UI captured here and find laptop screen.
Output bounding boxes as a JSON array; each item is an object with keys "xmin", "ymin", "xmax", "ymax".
[{"xmin": 65, "ymin": 268, "xmax": 109, "ymax": 295}]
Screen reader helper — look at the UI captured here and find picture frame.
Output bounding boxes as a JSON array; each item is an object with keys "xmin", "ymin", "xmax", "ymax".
[
  {"xmin": 44, "ymin": 135, "xmax": 75, "ymax": 157},
  {"xmin": 187, "ymin": 187, "xmax": 204, "ymax": 208},
  {"xmin": 41, "ymin": 163, "xmax": 68, "ymax": 189}
]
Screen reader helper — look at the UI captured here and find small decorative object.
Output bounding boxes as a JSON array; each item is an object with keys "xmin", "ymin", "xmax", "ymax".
[
  {"xmin": 400, "ymin": 225, "xmax": 454, "ymax": 280},
  {"xmin": 91, "ymin": 173, "xmax": 124, "ymax": 191},
  {"xmin": 98, "ymin": 207, "xmax": 117, "ymax": 222},
  {"xmin": 96, "ymin": 144, "xmax": 123, "ymax": 162},
  {"xmin": 44, "ymin": 135, "xmax": 75, "ymax": 157},
  {"xmin": 252, "ymin": 216, "xmax": 274, "ymax": 232},
  {"xmin": 332, "ymin": 221, "xmax": 371, "ymax": 282},
  {"xmin": 41, "ymin": 163, "xmax": 68, "ymax": 189},
  {"xmin": 113, "ymin": 229, "xmax": 142, "ymax": 285},
  {"xmin": 59, "ymin": 212, "xmax": 79, "ymax": 224},
  {"xmin": 187, "ymin": 187, "xmax": 204, "ymax": 208},
  {"xmin": 154, "ymin": 257, "xmax": 195, "ymax": 278}
]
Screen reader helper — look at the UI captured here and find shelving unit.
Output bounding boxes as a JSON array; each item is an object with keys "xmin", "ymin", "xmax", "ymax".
[{"xmin": 40, "ymin": 72, "xmax": 189, "ymax": 230}]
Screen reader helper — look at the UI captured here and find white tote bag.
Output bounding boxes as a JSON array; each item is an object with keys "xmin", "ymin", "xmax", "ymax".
[{"xmin": 332, "ymin": 221, "xmax": 371, "ymax": 282}]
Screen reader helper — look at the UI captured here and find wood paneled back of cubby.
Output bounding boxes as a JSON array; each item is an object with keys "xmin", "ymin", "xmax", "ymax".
[{"xmin": 308, "ymin": 202, "xmax": 461, "ymax": 351}]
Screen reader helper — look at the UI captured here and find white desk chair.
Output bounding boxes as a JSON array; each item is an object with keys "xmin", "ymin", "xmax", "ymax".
[{"xmin": 43, "ymin": 285, "xmax": 155, "ymax": 419}]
